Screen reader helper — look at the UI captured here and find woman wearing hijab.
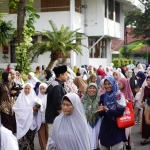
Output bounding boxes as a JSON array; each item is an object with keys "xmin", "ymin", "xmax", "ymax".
[
  {"xmin": 139, "ymin": 76, "xmax": 150, "ymax": 144},
  {"xmin": 136, "ymin": 71, "xmax": 146, "ymax": 88},
  {"xmin": 64, "ymin": 73, "xmax": 78, "ymax": 93},
  {"xmin": 27, "ymin": 72, "xmax": 40, "ymax": 88},
  {"xmin": 118, "ymin": 78, "xmax": 135, "ymax": 150},
  {"xmin": 97, "ymin": 68, "xmax": 106, "ymax": 79},
  {"xmin": 73, "ymin": 76, "xmax": 88, "ymax": 96},
  {"xmin": 37, "ymin": 83, "xmax": 48, "ymax": 150},
  {"xmin": 82, "ymin": 83, "xmax": 101, "ymax": 150},
  {"xmin": 98, "ymin": 76, "xmax": 126, "ymax": 150},
  {"xmin": 0, "ymin": 72, "xmax": 16, "ymax": 133},
  {"xmin": 48, "ymin": 93, "xmax": 92, "ymax": 150},
  {"xmin": 15, "ymin": 71, "xmax": 24, "ymax": 86},
  {"xmin": 113, "ymin": 70, "xmax": 125, "ymax": 83},
  {"xmin": 106, "ymin": 67, "xmax": 112, "ymax": 76},
  {"xmin": 86, "ymin": 74, "xmax": 100, "ymax": 89},
  {"xmin": 5, "ymin": 63, "xmax": 11, "ymax": 72},
  {"xmin": 99, "ymin": 79, "xmax": 105, "ymax": 96},
  {"xmin": 1, "ymin": 125, "xmax": 19, "ymax": 150},
  {"xmin": 38, "ymin": 70, "xmax": 54, "ymax": 84},
  {"xmin": 13, "ymin": 83, "xmax": 38, "ymax": 150}
]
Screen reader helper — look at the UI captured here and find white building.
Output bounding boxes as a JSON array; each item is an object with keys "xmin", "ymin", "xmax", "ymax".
[{"xmin": 0, "ymin": 0, "xmax": 144, "ymax": 70}]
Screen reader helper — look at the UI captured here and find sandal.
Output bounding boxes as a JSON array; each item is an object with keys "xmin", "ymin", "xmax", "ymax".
[{"xmin": 140, "ymin": 139, "xmax": 149, "ymax": 145}]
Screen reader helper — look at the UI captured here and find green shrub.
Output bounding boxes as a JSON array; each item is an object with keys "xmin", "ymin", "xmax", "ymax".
[
  {"xmin": 112, "ymin": 58, "xmax": 135, "ymax": 68},
  {"xmin": 0, "ymin": 68, "xmax": 4, "ymax": 81}
]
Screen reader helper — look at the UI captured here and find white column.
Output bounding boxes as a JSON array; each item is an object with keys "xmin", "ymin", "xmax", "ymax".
[{"xmin": 70, "ymin": 0, "xmax": 76, "ymax": 68}]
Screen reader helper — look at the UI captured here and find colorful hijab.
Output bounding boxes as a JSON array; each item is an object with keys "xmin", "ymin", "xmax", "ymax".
[
  {"xmin": 103, "ymin": 76, "xmax": 126, "ymax": 120},
  {"xmin": 82, "ymin": 83, "xmax": 100, "ymax": 128},
  {"xmin": 103, "ymin": 76, "xmax": 119, "ymax": 109},
  {"xmin": 136, "ymin": 71, "xmax": 146, "ymax": 87},
  {"xmin": 113, "ymin": 70, "xmax": 125, "ymax": 82},
  {"xmin": 118, "ymin": 78, "xmax": 135, "ymax": 103}
]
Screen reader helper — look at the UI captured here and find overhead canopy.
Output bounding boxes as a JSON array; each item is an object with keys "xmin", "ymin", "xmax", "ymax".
[{"xmin": 118, "ymin": 0, "xmax": 145, "ymax": 13}]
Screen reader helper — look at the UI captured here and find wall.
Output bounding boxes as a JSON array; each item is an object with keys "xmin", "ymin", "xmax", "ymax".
[
  {"xmin": 2, "ymin": 11, "xmax": 84, "ymax": 33},
  {"xmin": 84, "ymin": 0, "xmax": 105, "ymax": 36}
]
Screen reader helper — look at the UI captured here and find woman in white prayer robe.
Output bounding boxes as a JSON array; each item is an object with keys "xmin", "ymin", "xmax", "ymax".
[
  {"xmin": 0, "ymin": 125, "xmax": 19, "ymax": 150},
  {"xmin": 13, "ymin": 83, "xmax": 38, "ymax": 150}
]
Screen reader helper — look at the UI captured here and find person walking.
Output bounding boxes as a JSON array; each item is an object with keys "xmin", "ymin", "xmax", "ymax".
[{"xmin": 45, "ymin": 65, "xmax": 68, "ymax": 149}]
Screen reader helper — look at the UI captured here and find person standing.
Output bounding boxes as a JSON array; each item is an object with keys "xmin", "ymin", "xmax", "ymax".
[
  {"xmin": 82, "ymin": 83, "xmax": 101, "ymax": 150},
  {"xmin": 13, "ymin": 83, "xmax": 38, "ymax": 150},
  {"xmin": 45, "ymin": 65, "xmax": 68, "ymax": 149},
  {"xmin": 48, "ymin": 93, "xmax": 92, "ymax": 150},
  {"xmin": 98, "ymin": 76, "xmax": 126, "ymax": 150},
  {"xmin": 0, "ymin": 72, "xmax": 16, "ymax": 133}
]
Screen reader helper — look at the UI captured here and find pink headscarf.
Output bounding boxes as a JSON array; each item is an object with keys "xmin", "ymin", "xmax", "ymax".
[
  {"xmin": 113, "ymin": 70, "xmax": 125, "ymax": 82},
  {"xmin": 118, "ymin": 78, "xmax": 135, "ymax": 103},
  {"xmin": 99, "ymin": 79, "xmax": 106, "ymax": 95}
]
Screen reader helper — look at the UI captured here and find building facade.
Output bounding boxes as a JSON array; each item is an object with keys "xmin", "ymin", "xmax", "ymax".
[{"xmin": 0, "ymin": 0, "xmax": 144, "ymax": 70}]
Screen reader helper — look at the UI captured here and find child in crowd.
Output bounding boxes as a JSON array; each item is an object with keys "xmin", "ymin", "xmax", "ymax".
[{"xmin": 134, "ymin": 85, "xmax": 141, "ymax": 124}]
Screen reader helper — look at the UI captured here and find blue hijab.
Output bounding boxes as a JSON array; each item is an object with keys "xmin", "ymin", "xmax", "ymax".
[
  {"xmin": 103, "ymin": 76, "xmax": 119, "ymax": 110},
  {"xmin": 136, "ymin": 71, "xmax": 146, "ymax": 87}
]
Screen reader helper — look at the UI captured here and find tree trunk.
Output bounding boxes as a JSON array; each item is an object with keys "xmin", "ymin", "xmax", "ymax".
[
  {"xmin": 47, "ymin": 59, "xmax": 56, "ymax": 70},
  {"xmin": 17, "ymin": 0, "xmax": 26, "ymax": 44}
]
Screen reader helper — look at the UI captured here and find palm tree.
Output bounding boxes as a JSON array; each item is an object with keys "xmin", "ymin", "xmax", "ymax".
[
  {"xmin": 30, "ymin": 20, "xmax": 86, "ymax": 70},
  {"xmin": 0, "ymin": 20, "xmax": 15, "ymax": 46}
]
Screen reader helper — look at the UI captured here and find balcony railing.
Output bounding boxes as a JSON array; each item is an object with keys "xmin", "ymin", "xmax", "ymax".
[{"xmin": 34, "ymin": 6, "xmax": 82, "ymax": 13}]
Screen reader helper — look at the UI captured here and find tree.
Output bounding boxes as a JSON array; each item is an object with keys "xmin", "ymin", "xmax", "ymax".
[
  {"xmin": 125, "ymin": 0, "xmax": 150, "ymax": 40},
  {"xmin": 8, "ymin": 0, "xmax": 40, "ymax": 73},
  {"xmin": 30, "ymin": 20, "xmax": 86, "ymax": 70},
  {"xmin": 0, "ymin": 20, "xmax": 14, "ymax": 46}
]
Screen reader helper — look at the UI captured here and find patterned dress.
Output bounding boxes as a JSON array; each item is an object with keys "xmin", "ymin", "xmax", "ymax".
[{"xmin": 0, "ymin": 81, "xmax": 16, "ymax": 133}]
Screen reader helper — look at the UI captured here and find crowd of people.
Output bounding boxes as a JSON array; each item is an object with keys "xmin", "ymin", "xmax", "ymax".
[{"xmin": 1, "ymin": 62, "xmax": 150, "ymax": 150}]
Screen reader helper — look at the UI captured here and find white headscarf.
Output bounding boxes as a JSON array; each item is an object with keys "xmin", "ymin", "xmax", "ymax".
[
  {"xmin": 36, "ymin": 83, "xmax": 48, "ymax": 131},
  {"xmin": 13, "ymin": 83, "xmax": 37, "ymax": 139},
  {"xmin": 27, "ymin": 72, "xmax": 40, "ymax": 87},
  {"xmin": 106, "ymin": 66, "xmax": 112, "ymax": 76},
  {"xmin": 67, "ymin": 66, "xmax": 76, "ymax": 79},
  {"xmin": 1, "ymin": 125, "xmax": 19, "ymax": 150},
  {"xmin": 49, "ymin": 93, "xmax": 92, "ymax": 150}
]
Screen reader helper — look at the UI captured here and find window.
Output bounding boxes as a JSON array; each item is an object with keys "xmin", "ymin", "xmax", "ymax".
[
  {"xmin": 108, "ymin": 0, "xmax": 114, "ymax": 20},
  {"xmin": 89, "ymin": 37, "xmax": 107, "ymax": 58},
  {"xmin": 115, "ymin": 1, "xmax": 120, "ymax": 23},
  {"xmin": 105, "ymin": 0, "xmax": 107, "ymax": 18}
]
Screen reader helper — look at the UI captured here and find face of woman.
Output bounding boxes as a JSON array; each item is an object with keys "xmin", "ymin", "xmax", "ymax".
[
  {"xmin": 11, "ymin": 72, "xmax": 16, "ymax": 79},
  {"xmin": 113, "ymin": 72, "xmax": 118, "ymax": 80},
  {"xmin": 104, "ymin": 80, "xmax": 112, "ymax": 92},
  {"xmin": 28, "ymin": 74, "xmax": 31, "ymax": 80},
  {"xmin": 40, "ymin": 86, "xmax": 46, "ymax": 95},
  {"xmin": 8, "ymin": 73, "xmax": 11, "ymax": 81},
  {"xmin": 106, "ymin": 68, "xmax": 109, "ymax": 72},
  {"xmin": 62, "ymin": 100, "xmax": 74, "ymax": 115},
  {"xmin": 91, "ymin": 77, "xmax": 96, "ymax": 82},
  {"xmin": 24, "ymin": 84, "xmax": 31, "ymax": 95},
  {"xmin": 88, "ymin": 85, "xmax": 97, "ymax": 96},
  {"xmin": 16, "ymin": 73, "xmax": 20, "ymax": 78},
  {"xmin": 44, "ymin": 71, "xmax": 47, "ymax": 77},
  {"xmin": 118, "ymin": 82, "xmax": 124, "ymax": 90}
]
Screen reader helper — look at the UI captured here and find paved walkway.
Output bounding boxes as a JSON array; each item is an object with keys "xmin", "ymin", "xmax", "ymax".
[{"xmin": 34, "ymin": 124, "xmax": 150, "ymax": 150}]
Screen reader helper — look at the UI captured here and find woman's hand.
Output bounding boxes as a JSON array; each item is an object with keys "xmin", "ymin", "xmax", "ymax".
[
  {"xmin": 33, "ymin": 106, "xmax": 39, "ymax": 112},
  {"xmin": 51, "ymin": 148, "xmax": 56, "ymax": 150},
  {"xmin": 96, "ymin": 104, "xmax": 108, "ymax": 113},
  {"xmin": 11, "ymin": 90, "xmax": 17, "ymax": 94}
]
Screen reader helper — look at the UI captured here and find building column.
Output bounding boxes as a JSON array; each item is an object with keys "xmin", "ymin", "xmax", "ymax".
[{"xmin": 70, "ymin": 0, "xmax": 76, "ymax": 68}]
